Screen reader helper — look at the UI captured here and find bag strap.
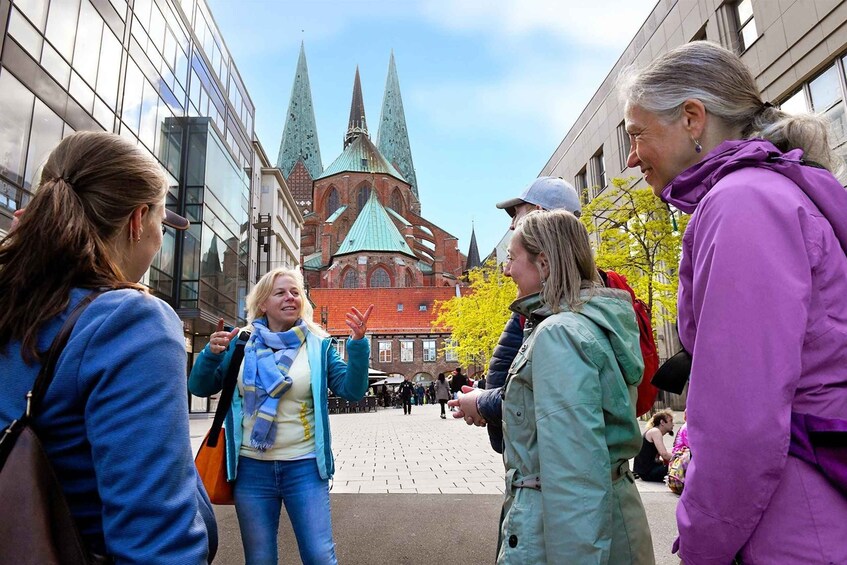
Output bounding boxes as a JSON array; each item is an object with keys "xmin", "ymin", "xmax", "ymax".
[
  {"xmin": 28, "ymin": 290, "xmax": 106, "ymax": 420},
  {"xmin": 205, "ymin": 331, "xmax": 250, "ymax": 448}
]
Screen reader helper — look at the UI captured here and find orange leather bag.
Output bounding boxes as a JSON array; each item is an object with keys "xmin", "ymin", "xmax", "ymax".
[
  {"xmin": 194, "ymin": 333, "xmax": 248, "ymax": 505},
  {"xmin": 195, "ymin": 428, "xmax": 233, "ymax": 505}
]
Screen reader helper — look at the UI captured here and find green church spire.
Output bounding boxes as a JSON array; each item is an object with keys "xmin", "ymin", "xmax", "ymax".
[
  {"xmin": 277, "ymin": 42, "xmax": 323, "ymax": 179},
  {"xmin": 376, "ymin": 51, "xmax": 418, "ymax": 198}
]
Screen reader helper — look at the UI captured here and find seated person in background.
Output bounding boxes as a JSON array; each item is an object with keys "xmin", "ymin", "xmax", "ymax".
[{"xmin": 634, "ymin": 409, "xmax": 674, "ymax": 482}]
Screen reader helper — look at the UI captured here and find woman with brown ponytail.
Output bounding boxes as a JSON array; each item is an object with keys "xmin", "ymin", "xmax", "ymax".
[{"xmin": 0, "ymin": 132, "xmax": 216, "ymax": 563}]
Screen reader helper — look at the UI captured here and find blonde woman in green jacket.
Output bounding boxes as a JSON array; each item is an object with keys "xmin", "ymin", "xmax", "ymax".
[{"xmin": 499, "ymin": 209, "xmax": 654, "ymax": 564}]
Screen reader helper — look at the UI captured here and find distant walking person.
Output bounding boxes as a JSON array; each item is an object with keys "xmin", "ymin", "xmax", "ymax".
[
  {"xmin": 449, "ymin": 367, "xmax": 467, "ymax": 399},
  {"xmin": 434, "ymin": 373, "xmax": 451, "ymax": 419},
  {"xmin": 398, "ymin": 375, "xmax": 415, "ymax": 415}
]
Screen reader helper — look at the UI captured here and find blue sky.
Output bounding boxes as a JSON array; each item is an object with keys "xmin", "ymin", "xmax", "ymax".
[{"xmin": 206, "ymin": 0, "xmax": 656, "ymax": 258}]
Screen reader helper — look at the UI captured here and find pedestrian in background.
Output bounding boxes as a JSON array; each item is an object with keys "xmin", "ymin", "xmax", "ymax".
[
  {"xmin": 496, "ymin": 209, "xmax": 653, "ymax": 564},
  {"xmin": 0, "ymin": 131, "xmax": 215, "ymax": 563},
  {"xmin": 398, "ymin": 375, "xmax": 415, "ymax": 415},
  {"xmin": 434, "ymin": 373, "xmax": 451, "ymax": 419},
  {"xmin": 189, "ymin": 267, "xmax": 372, "ymax": 565},
  {"xmin": 620, "ymin": 40, "xmax": 847, "ymax": 563},
  {"xmin": 449, "ymin": 367, "xmax": 467, "ymax": 399},
  {"xmin": 633, "ymin": 410, "xmax": 674, "ymax": 482}
]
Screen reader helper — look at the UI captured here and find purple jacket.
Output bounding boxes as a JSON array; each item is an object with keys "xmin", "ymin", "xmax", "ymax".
[{"xmin": 662, "ymin": 139, "xmax": 847, "ymax": 564}]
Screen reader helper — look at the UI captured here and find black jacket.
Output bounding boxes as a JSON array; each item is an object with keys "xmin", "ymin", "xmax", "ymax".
[{"xmin": 478, "ymin": 311, "xmax": 524, "ymax": 453}]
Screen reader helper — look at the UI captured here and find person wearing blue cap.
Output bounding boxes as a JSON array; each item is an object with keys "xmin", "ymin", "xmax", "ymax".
[{"xmin": 449, "ymin": 177, "xmax": 582, "ymax": 451}]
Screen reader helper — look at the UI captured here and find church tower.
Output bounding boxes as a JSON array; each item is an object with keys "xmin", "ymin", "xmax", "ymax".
[
  {"xmin": 465, "ymin": 225, "xmax": 481, "ymax": 271},
  {"xmin": 277, "ymin": 42, "xmax": 322, "ymax": 214},
  {"xmin": 377, "ymin": 52, "xmax": 419, "ymax": 207}
]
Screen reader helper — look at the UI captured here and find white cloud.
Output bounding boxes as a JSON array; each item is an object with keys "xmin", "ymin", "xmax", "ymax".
[{"xmin": 418, "ymin": 0, "xmax": 655, "ymax": 49}]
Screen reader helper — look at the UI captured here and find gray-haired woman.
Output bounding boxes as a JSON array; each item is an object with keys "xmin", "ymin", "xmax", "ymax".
[{"xmin": 619, "ymin": 40, "xmax": 847, "ymax": 564}]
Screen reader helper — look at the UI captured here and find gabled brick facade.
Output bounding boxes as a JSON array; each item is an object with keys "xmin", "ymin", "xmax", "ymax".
[{"xmin": 309, "ymin": 287, "xmax": 464, "ymax": 381}]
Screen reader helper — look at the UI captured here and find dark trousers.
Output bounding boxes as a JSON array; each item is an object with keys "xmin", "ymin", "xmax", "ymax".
[
  {"xmin": 637, "ymin": 463, "xmax": 668, "ymax": 482},
  {"xmin": 439, "ymin": 399, "xmax": 447, "ymax": 415},
  {"xmin": 402, "ymin": 398, "xmax": 412, "ymax": 414}
]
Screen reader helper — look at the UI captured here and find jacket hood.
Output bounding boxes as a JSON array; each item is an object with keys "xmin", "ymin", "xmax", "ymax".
[
  {"xmin": 662, "ymin": 138, "xmax": 847, "ymax": 255},
  {"xmin": 511, "ymin": 288, "xmax": 644, "ymax": 386}
]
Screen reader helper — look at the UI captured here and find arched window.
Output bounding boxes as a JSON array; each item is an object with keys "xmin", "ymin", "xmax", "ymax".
[
  {"xmin": 369, "ymin": 267, "xmax": 391, "ymax": 288},
  {"xmin": 325, "ymin": 188, "xmax": 340, "ymax": 217},
  {"xmin": 357, "ymin": 185, "xmax": 371, "ymax": 213},
  {"xmin": 405, "ymin": 268, "xmax": 415, "ymax": 287},
  {"xmin": 390, "ymin": 188, "xmax": 404, "ymax": 214},
  {"xmin": 342, "ymin": 268, "xmax": 358, "ymax": 289}
]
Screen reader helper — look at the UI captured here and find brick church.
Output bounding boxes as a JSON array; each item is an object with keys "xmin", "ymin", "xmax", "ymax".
[{"xmin": 276, "ymin": 45, "xmax": 483, "ymax": 382}]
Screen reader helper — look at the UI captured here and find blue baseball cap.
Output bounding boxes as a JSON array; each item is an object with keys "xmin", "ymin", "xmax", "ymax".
[{"xmin": 496, "ymin": 176, "xmax": 582, "ymax": 217}]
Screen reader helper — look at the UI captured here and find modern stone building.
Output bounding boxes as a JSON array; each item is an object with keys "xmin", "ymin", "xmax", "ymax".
[
  {"xmin": 0, "ymin": 0, "xmax": 302, "ymax": 411},
  {"xmin": 540, "ymin": 0, "xmax": 847, "ymax": 361}
]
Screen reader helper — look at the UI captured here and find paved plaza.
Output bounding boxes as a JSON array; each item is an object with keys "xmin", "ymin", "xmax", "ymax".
[{"xmin": 190, "ymin": 403, "xmax": 681, "ymax": 564}]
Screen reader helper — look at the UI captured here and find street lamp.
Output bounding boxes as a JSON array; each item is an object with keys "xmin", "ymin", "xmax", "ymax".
[{"xmin": 320, "ymin": 306, "xmax": 328, "ymax": 329}]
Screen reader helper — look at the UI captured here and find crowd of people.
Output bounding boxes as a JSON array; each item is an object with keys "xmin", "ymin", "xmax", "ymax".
[{"xmin": 1, "ymin": 40, "xmax": 845, "ymax": 564}]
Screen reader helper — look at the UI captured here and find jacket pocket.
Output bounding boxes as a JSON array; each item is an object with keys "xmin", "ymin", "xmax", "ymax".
[{"xmin": 498, "ymin": 488, "xmax": 543, "ymax": 564}]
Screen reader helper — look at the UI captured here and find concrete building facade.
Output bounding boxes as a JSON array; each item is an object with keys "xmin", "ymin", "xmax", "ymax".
[{"xmin": 540, "ymin": 0, "xmax": 847, "ymax": 362}]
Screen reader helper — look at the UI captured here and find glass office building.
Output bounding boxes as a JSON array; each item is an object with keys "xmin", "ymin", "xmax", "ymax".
[{"xmin": 0, "ymin": 0, "xmax": 256, "ymax": 410}]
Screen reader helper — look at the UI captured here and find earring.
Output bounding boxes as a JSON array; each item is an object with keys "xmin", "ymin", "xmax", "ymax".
[{"xmin": 694, "ymin": 139, "xmax": 702, "ymax": 153}]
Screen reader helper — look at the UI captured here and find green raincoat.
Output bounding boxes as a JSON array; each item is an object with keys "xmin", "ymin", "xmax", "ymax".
[{"xmin": 498, "ymin": 289, "xmax": 655, "ymax": 564}]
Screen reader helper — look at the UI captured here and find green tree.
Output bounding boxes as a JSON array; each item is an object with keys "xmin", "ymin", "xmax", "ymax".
[
  {"xmin": 432, "ymin": 259, "xmax": 518, "ymax": 369},
  {"xmin": 581, "ymin": 177, "xmax": 689, "ymax": 325}
]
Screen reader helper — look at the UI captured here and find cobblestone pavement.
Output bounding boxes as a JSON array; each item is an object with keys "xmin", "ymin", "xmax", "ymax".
[{"xmin": 191, "ymin": 402, "xmax": 678, "ymax": 496}]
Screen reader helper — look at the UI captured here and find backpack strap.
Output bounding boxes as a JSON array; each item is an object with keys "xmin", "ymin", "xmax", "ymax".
[
  {"xmin": 28, "ymin": 290, "xmax": 107, "ymax": 420},
  {"xmin": 205, "ymin": 331, "xmax": 250, "ymax": 448}
]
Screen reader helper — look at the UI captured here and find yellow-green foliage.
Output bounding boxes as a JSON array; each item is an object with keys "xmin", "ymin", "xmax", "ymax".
[
  {"xmin": 581, "ymin": 177, "xmax": 689, "ymax": 326},
  {"xmin": 432, "ymin": 259, "xmax": 518, "ymax": 369}
]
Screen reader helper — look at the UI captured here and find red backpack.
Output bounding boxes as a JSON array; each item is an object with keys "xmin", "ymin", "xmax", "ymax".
[{"xmin": 600, "ymin": 270, "xmax": 660, "ymax": 417}]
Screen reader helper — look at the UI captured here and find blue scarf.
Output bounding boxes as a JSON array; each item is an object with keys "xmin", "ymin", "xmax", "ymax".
[{"xmin": 243, "ymin": 318, "xmax": 308, "ymax": 451}]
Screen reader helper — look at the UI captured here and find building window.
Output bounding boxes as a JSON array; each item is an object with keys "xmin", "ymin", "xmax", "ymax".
[
  {"xmin": 335, "ymin": 338, "xmax": 346, "ymax": 360},
  {"xmin": 591, "ymin": 149, "xmax": 606, "ymax": 192},
  {"xmin": 419, "ymin": 304, "xmax": 427, "ymax": 311},
  {"xmin": 423, "ymin": 339, "xmax": 436, "ymax": 362},
  {"xmin": 357, "ymin": 185, "xmax": 370, "ymax": 212},
  {"xmin": 779, "ymin": 89, "xmax": 808, "ymax": 115},
  {"xmin": 574, "ymin": 168, "xmax": 588, "ymax": 204},
  {"xmin": 341, "ymin": 268, "xmax": 358, "ymax": 288},
  {"xmin": 369, "ymin": 267, "xmax": 391, "ymax": 288},
  {"xmin": 390, "ymin": 188, "xmax": 404, "ymax": 213},
  {"xmin": 445, "ymin": 341, "xmax": 458, "ymax": 362},
  {"xmin": 735, "ymin": 0, "xmax": 757, "ymax": 52},
  {"xmin": 378, "ymin": 341, "xmax": 392, "ymax": 363},
  {"xmin": 397, "ymin": 303, "xmax": 404, "ymax": 311},
  {"xmin": 405, "ymin": 268, "xmax": 415, "ymax": 287},
  {"xmin": 326, "ymin": 187, "xmax": 339, "ymax": 216},
  {"xmin": 809, "ymin": 64, "xmax": 847, "ymax": 156},
  {"xmin": 617, "ymin": 121, "xmax": 631, "ymax": 171},
  {"xmin": 400, "ymin": 340, "xmax": 414, "ymax": 362}
]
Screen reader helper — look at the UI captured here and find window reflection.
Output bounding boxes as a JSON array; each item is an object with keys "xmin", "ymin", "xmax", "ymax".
[
  {"xmin": 45, "ymin": 0, "xmax": 80, "ymax": 60},
  {"xmin": 0, "ymin": 73, "xmax": 35, "ymax": 187},
  {"xmin": 24, "ymin": 99, "xmax": 64, "ymax": 190},
  {"xmin": 73, "ymin": 1, "xmax": 103, "ymax": 87}
]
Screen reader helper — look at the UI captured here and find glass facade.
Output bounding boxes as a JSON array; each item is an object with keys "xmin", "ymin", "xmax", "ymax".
[{"xmin": 0, "ymin": 0, "xmax": 257, "ymax": 412}]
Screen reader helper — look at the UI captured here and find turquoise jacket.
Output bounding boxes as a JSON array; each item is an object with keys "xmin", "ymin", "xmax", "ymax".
[
  {"xmin": 498, "ymin": 289, "xmax": 654, "ymax": 564},
  {"xmin": 188, "ymin": 329, "xmax": 369, "ymax": 481}
]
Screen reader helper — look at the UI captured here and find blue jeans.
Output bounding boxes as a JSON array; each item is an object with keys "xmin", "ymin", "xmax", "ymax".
[{"xmin": 234, "ymin": 457, "xmax": 337, "ymax": 565}]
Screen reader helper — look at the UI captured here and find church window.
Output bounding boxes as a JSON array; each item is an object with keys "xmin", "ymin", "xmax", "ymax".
[
  {"xmin": 357, "ymin": 185, "xmax": 371, "ymax": 213},
  {"xmin": 405, "ymin": 268, "xmax": 415, "ymax": 287},
  {"xmin": 326, "ymin": 188, "xmax": 340, "ymax": 216},
  {"xmin": 342, "ymin": 268, "xmax": 358, "ymax": 288},
  {"xmin": 369, "ymin": 267, "xmax": 391, "ymax": 288},
  {"xmin": 390, "ymin": 189, "xmax": 404, "ymax": 214}
]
